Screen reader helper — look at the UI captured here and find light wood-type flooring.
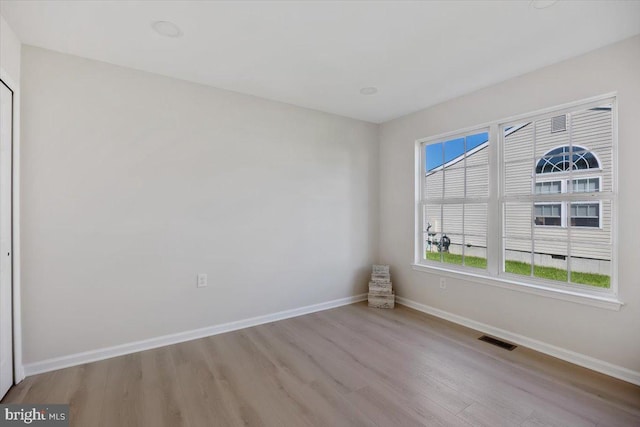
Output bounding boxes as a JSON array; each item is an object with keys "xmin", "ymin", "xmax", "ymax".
[{"xmin": 3, "ymin": 302, "xmax": 640, "ymax": 426}]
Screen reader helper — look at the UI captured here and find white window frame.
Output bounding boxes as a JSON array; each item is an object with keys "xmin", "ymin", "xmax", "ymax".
[
  {"xmin": 570, "ymin": 200, "xmax": 602, "ymax": 229},
  {"xmin": 418, "ymin": 127, "xmax": 490, "ymax": 271},
  {"xmin": 413, "ymin": 93, "xmax": 621, "ymax": 310},
  {"xmin": 534, "ymin": 202, "xmax": 564, "ymax": 228},
  {"xmin": 570, "ymin": 176, "xmax": 601, "ymax": 194},
  {"xmin": 534, "ymin": 145, "xmax": 603, "ymax": 176},
  {"xmin": 533, "ymin": 178, "xmax": 565, "ymax": 228},
  {"xmin": 533, "ymin": 176, "xmax": 603, "ymax": 229},
  {"xmin": 534, "ymin": 179, "xmax": 563, "ymax": 195}
]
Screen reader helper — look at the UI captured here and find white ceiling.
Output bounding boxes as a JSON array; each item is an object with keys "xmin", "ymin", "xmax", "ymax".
[{"xmin": 1, "ymin": 1, "xmax": 639, "ymax": 123}]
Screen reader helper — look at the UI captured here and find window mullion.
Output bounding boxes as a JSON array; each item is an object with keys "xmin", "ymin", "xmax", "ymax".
[
  {"xmin": 487, "ymin": 123, "xmax": 500, "ymax": 276},
  {"xmin": 440, "ymin": 145, "xmax": 445, "ymax": 263},
  {"xmin": 416, "ymin": 141, "xmax": 424, "ymax": 264},
  {"xmin": 462, "ymin": 136, "xmax": 467, "ymax": 266},
  {"xmin": 531, "ymin": 120, "xmax": 537, "ymax": 277},
  {"xmin": 567, "ymin": 113, "xmax": 573, "ymax": 283}
]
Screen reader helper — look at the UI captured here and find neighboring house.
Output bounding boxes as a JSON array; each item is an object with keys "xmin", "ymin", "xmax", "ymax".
[{"xmin": 424, "ymin": 107, "xmax": 612, "ymax": 274}]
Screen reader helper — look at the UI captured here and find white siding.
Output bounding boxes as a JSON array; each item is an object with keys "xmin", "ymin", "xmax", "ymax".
[
  {"xmin": 424, "ymin": 142, "xmax": 489, "ymax": 252},
  {"xmin": 425, "ymin": 108, "xmax": 612, "ymax": 262},
  {"xmin": 504, "ymin": 108, "xmax": 612, "ymax": 261},
  {"xmin": 444, "ymin": 167, "xmax": 465, "ymax": 199},
  {"xmin": 464, "ymin": 203, "xmax": 487, "ymax": 248},
  {"xmin": 425, "ymin": 173, "xmax": 442, "ymax": 199},
  {"xmin": 466, "ymin": 145, "xmax": 489, "ymax": 166}
]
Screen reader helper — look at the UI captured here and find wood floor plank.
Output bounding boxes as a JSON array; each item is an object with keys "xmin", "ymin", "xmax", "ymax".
[
  {"xmin": 7, "ymin": 371, "xmax": 62, "ymax": 404},
  {"xmin": 457, "ymin": 402, "xmax": 527, "ymax": 427},
  {"xmin": 243, "ymin": 326, "xmax": 376, "ymax": 426},
  {"xmin": 98, "ymin": 352, "xmax": 144, "ymax": 427},
  {"xmin": 349, "ymin": 304, "xmax": 639, "ymax": 426},
  {"xmin": 521, "ymin": 407, "xmax": 596, "ymax": 427},
  {"xmin": 316, "ymin": 307, "xmax": 535, "ymax": 421},
  {"xmin": 1, "ymin": 375, "xmax": 38, "ymax": 403},
  {"xmin": 196, "ymin": 337, "xmax": 269, "ymax": 426},
  {"xmin": 206, "ymin": 331, "xmax": 314, "ymax": 426},
  {"xmin": 67, "ymin": 362, "xmax": 108, "ymax": 427},
  {"xmin": 2, "ymin": 302, "xmax": 638, "ymax": 426},
  {"xmin": 345, "ymin": 385, "xmax": 429, "ymax": 427},
  {"xmin": 373, "ymin": 304, "xmax": 640, "ymax": 413},
  {"xmin": 276, "ymin": 317, "xmax": 373, "ymax": 392},
  {"xmin": 140, "ymin": 345, "xmax": 191, "ymax": 427},
  {"xmin": 169, "ymin": 339, "xmax": 244, "ymax": 427}
]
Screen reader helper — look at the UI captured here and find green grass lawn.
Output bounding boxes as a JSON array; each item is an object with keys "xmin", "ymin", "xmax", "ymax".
[
  {"xmin": 426, "ymin": 251, "xmax": 486, "ymax": 269},
  {"xmin": 426, "ymin": 252, "xmax": 610, "ymax": 288}
]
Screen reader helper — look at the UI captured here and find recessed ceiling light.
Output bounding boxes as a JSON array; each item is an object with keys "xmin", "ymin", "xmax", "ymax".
[
  {"xmin": 360, "ymin": 87, "xmax": 378, "ymax": 95},
  {"xmin": 530, "ymin": 0, "xmax": 558, "ymax": 9},
  {"xmin": 151, "ymin": 21, "xmax": 183, "ymax": 38}
]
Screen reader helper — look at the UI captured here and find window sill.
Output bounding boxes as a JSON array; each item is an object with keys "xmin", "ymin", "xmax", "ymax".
[{"xmin": 411, "ymin": 263, "xmax": 624, "ymax": 311}]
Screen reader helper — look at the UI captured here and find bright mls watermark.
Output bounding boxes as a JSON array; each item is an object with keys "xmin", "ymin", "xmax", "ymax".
[{"xmin": 0, "ymin": 405, "xmax": 68, "ymax": 426}]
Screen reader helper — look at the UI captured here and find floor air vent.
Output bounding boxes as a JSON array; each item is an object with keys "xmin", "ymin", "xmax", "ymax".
[{"xmin": 478, "ymin": 335, "xmax": 517, "ymax": 351}]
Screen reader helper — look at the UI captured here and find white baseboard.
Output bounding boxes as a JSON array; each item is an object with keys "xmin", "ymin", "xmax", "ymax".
[
  {"xmin": 24, "ymin": 293, "xmax": 367, "ymax": 377},
  {"xmin": 396, "ymin": 296, "xmax": 640, "ymax": 387}
]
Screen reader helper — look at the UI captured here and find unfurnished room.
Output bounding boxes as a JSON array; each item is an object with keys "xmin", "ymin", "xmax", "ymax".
[{"xmin": 0, "ymin": 1, "xmax": 639, "ymax": 426}]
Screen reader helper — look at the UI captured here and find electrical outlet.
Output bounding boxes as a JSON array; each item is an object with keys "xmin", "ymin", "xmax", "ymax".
[
  {"xmin": 439, "ymin": 278, "xmax": 446, "ymax": 289},
  {"xmin": 197, "ymin": 273, "xmax": 208, "ymax": 288}
]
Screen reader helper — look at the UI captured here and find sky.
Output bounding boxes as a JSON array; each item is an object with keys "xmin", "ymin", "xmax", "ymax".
[
  {"xmin": 425, "ymin": 132, "xmax": 488, "ymax": 172},
  {"xmin": 426, "ymin": 106, "xmax": 611, "ymax": 172}
]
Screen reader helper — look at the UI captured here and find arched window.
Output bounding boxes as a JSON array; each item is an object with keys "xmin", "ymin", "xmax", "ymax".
[{"xmin": 535, "ymin": 145, "xmax": 600, "ymax": 174}]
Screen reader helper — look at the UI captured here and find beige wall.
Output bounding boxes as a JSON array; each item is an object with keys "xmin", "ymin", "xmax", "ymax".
[
  {"xmin": 379, "ymin": 35, "xmax": 640, "ymax": 372},
  {"xmin": 20, "ymin": 46, "xmax": 378, "ymax": 364},
  {"xmin": 17, "ymin": 33, "xmax": 640, "ymax": 376},
  {"xmin": 0, "ymin": 15, "xmax": 21, "ymax": 84}
]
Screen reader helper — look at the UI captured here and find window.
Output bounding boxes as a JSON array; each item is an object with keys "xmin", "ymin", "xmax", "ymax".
[
  {"xmin": 416, "ymin": 96, "xmax": 616, "ymax": 298},
  {"xmin": 533, "ymin": 147, "xmax": 602, "ymax": 229},
  {"xmin": 535, "ymin": 145, "xmax": 600, "ymax": 174},
  {"xmin": 534, "ymin": 203, "xmax": 562, "ymax": 226},
  {"xmin": 533, "ymin": 178, "xmax": 602, "ymax": 228},
  {"xmin": 572, "ymin": 177, "xmax": 600, "ymax": 193},
  {"xmin": 504, "ymin": 102, "xmax": 613, "ymax": 289},
  {"xmin": 571, "ymin": 202, "xmax": 600, "ymax": 228},
  {"xmin": 535, "ymin": 181, "xmax": 561, "ymax": 194},
  {"xmin": 421, "ymin": 130, "xmax": 489, "ymax": 269}
]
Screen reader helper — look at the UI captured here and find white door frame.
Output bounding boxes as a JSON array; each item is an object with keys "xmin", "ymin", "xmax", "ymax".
[{"xmin": 0, "ymin": 68, "xmax": 23, "ymax": 384}]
